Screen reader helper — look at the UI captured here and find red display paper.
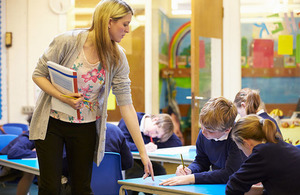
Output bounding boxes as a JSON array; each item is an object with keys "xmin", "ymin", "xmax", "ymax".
[{"xmin": 253, "ymin": 39, "xmax": 274, "ymax": 68}]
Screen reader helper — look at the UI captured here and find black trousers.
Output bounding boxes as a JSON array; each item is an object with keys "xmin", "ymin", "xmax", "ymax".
[{"xmin": 35, "ymin": 117, "xmax": 97, "ymax": 195}]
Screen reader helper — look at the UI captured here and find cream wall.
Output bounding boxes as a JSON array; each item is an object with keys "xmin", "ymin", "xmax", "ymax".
[
  {"xmin": 2, "ymin": 0, "xmax": 240, "ymax": 124},
  {"xmin": 4, "ymin": 0, "xmax": 68, "ymax": 124},
  {"xmin": 223, "ymin": 0, "xmax": 241, "ymax": 100}
]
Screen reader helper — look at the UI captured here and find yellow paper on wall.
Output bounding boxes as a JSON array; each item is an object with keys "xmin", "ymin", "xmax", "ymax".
[
  {"xmin": 278, "ymin": 35, "xmax": 293, "ymax": 55},
  {"xmin": 107, "ymin": 90, "xmax": 116, "ymax": 110}
]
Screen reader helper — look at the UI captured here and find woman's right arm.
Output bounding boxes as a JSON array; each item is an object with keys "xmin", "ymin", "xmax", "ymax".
[{"xmin": 33, "ymin": 77, "xmax": 83, "ymax": 110}]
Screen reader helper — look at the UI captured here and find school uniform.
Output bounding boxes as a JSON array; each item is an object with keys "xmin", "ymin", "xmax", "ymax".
[
  {"xmin": 118, "ymin": 112, "xmax": 182, "ymax": 151},
  {"xmin": 105, "ymin": 123, "xmax": 133, "ymax": 170},
  {"xmin": 226, "ymin": 140, "xmax": 300, "ymax": 195},
  {"xmin": 0, "ymin": 131, "xmax": 35, "ymax": 159},
  {"xmin": 188, "ymin": 130, "xmax": 246, "ymax": 184},
  {"xmin": 118, "ymin": 112, "xmax": 182, "ymax": 195},
  {"xmin": 257, "ymin": 110, "xmax": 282, "ymax": 135},
  {"xmin": 0, "ymin": 131, "xmax": 36, "ymax": 181}
]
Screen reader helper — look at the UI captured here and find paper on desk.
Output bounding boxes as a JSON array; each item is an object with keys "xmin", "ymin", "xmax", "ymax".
[
  {"xmin": 148, "ymin": 146, "xmax": 195, "ymax": 155},
  {"xmin": 47, "ymin": 61, "xmax": 79, "ymax": 118}
]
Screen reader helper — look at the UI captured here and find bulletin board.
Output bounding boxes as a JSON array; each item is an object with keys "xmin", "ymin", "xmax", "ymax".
[{"xmin": 241, "ymin": 12, "xmax": 300, "ymax": 107}]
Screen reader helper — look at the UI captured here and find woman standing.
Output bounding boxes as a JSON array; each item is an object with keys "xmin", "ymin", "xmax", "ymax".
[{"xmin": 29, "ymin": 0, "xmax": 153, "ymax": 194}]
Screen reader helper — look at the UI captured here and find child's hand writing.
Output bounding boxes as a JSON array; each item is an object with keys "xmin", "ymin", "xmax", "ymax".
[
  {"xmin": 176, "ymin": 165, "xmax": 192, "ymax": 176},
  {"xmin": 145, "ymin": 142, "xmax": 157, "ymax": 152}
]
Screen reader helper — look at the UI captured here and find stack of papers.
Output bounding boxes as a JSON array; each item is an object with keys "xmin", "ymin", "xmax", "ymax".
[{"xmin": 47, "ymin": 61, "xmax": 80, "ymax": 118}]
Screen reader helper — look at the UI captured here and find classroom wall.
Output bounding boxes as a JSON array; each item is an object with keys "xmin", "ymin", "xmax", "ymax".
[
  {"xmin": 3, "ymin": 0, "xmax": 68, "ymax": 124},
  {"xmin": 1, "ymin": 0, "xmax": 241, "ymax": 124}
]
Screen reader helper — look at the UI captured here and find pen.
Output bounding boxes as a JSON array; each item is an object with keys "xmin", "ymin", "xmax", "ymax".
[
  {"xmin": 180, "ymin": 153, "xmax": 185, "ymax": 169},
  {"xmin": 150, "ymin": 137, "xmax": 154, "ymax": 143},
  {"xmin": 61, "ymin": 95, "xmax": 91, "ymax": 103}
]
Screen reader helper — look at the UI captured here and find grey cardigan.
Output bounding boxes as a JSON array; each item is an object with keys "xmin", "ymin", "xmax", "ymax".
[{"xmin": 30, "ymin": 29, "xmax": 133, "ymax": 165}]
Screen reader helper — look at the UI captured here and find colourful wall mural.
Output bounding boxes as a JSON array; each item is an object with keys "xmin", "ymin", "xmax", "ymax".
[
  {"xmin": 159, "ymin": 11, "xmax": 191, "ymax": 110},
  {"xmin": 168, "ymin": 21, "xmax": 191, "ymax": 68},
  {"xmin": 159, "ymin": 10, "xmax": 300, "ymax": 115},
  {"xmin": 241, "ymin": 12, "xmax": 300, "ymax": 105}
]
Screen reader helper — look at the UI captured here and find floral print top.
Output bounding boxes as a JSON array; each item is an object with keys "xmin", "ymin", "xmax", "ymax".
[{"xmin": 50, "ymin": 49, "xmax": 105, "ymax": 123}]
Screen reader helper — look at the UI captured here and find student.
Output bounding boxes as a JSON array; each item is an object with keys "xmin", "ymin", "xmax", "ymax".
[
  {"xmin": 0, "ymin": 114, "xmax": 40, "ymax": 195},
  {"xmin": 234, "ymin": 88, "xmax": 282, "ymax": 135},
  {"xmin": 226, "ymin": 115, "xmax": 300, "ymax": 195},
  {"xmin": 118, "ymin": 112, "xmax": 182, "ymax": 151},
  {"xmin": 29, "ymin": 0, "xmax": 153, "ymax": 194},
  {"xmin": 118, "ymin": 112, "xmax": 182, "ymax": 195},
  {"xmin": 105, "ymin": 123, "xmax": 133, "ymax": 170},
  {"xmin": 0, "ymin": 126, "xmax": 5, "ymax": 134},
  {"xmin": 160, "ymin": 97, "xmax": 246, "ymax": 186},
  {"xmin": 0, "ymin": 131, "xmax": 36, "ymax": 195}
]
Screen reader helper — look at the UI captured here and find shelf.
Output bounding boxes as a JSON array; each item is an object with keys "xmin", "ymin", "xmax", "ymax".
[
  {"xmin": 242, "ymin": 67, "xmax": 300, "ymax": 77},
  {"xmin": 160, "ymin": 68, "xmax": 191, "ymax": 78}
]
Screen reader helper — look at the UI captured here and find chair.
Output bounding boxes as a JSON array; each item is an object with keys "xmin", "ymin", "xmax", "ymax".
[
  {"xmin": 0, "ymin": 134, "xmax": 18, "ymax": 151},
  {"xmin": 91, "ymin": 152, "xmax": 123, "ymax": 195},
  {"xmin": 2, "ymin": 126, "xmax": 23, "ymax": 135},
  {"xmin": 3, "ymin": 123, "xmax": 29, "ymax": 131}
]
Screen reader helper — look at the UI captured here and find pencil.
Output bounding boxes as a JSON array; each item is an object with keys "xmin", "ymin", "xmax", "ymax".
[
  {"xmin": 61, "ymin": 95, "xmax": 91, "ymax": 103},
  {"xmin": 180, "ymin": 153, "xmax": 185, "ymax": 168}
]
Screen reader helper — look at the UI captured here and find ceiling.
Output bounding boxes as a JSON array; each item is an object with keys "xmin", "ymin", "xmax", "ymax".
[{"xmin": 73, "ymin": 0, "xmax": 300, "ymax": 28}]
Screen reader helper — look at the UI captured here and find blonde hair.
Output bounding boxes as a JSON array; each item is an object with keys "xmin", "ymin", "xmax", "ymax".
[
  {"xmin": 232, "ymin": 115, "xmax": 282, "ymax": 145},
  {"xmin": 234, "ymin": 88, "xmax": 261, "ymax": 115},
  {"xmin": 199, "ymin": 97, "xmax": 237, "ymax": 132},
  {"xmin": 151, "ymin": 114, "xmax": 174, "ymax": 143},
  {"xmin": 89, "ymin": 0, "xmax": 133, "ymax": 69}
]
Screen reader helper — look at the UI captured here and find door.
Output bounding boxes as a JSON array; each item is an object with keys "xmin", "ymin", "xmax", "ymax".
[{"xmin": 190, "ymin": 0, "xmax": 223, "ymax": 144}]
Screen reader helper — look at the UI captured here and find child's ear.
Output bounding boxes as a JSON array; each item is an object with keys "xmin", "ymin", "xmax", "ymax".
[
  {"xmin": 224, "ymin": 127, "xmax": 232, "ymax": 133},
  {"xmin": 152, "ymin": 117, "xmax": 159, "ymax": 122},
  {"xmin": 243, "ymin": 139, "xmax": 252, "ymax": 148}
]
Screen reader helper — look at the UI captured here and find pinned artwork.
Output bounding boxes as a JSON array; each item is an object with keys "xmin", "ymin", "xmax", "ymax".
[
  {"xmin": 199, "ymin": 40, "xmax": 205, "ymax": 68},
  {"xmin": 253, "ymin": 39, "xmax": 274, "ymax": 68},
  {"xmin": 278, "ymin": 35, "xmax": 293, "ymax": 55},
  {"xmin": 296, "ymin": 34, "xmax": 300, "ymax": 64},
  {"xmin": 107, "ymin": 90, "xmax": 116, "ymax": 110}
]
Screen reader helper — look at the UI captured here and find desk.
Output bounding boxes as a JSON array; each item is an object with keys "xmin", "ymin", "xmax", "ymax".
[
  {"xmin": 0, "ymin": 155, "xmax": 39, "ymax": 175},
  {"xmin": 281, "ymin": 126, "xmax": 300, "ymax": 145},
  {"xmin": 118, "ymin": 174, "xmax": 226, "ymax": 195},
  {"xmin": 132, "ymin": 145, "xmax": 196, "ymax": 164}
]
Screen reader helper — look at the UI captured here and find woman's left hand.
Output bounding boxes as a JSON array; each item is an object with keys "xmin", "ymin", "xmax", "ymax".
[
  {"xmin": 140, "ymin": 154, "xmax": 154, "ymax": 181},
  {"xmin": 159, "ymin": 174, "xmax": 195, "ymax": 186}
]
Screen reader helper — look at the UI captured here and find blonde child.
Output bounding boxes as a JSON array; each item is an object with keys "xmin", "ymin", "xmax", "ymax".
[
  {"xmin": 234, "ymin": 88, "xmax": 281, "ymax": 135},
  {"xmin": 160, "ymin": 97, "xmax": 246, "ymax": 186},
  {"xmin": 119, "ymin": 112, "xmax": 182, "ymax": 195},
  {"xmin": 226, "ymin": 115, "xmax": 300, "ymax": 194}
]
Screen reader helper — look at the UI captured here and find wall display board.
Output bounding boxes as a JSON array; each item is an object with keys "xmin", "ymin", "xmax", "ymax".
[{"xmin": 241, "ymin": 12, "xmax": 300, "ymax": 116}]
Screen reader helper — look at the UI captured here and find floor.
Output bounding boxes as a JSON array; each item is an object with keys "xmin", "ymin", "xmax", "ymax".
[
  {"xmin": 0, "ymin": 182, "xmax": 145, "ymax": 195},
  {"xmin": 0, "ymin": 182, "xmax": 38, "ymax": 195}
]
